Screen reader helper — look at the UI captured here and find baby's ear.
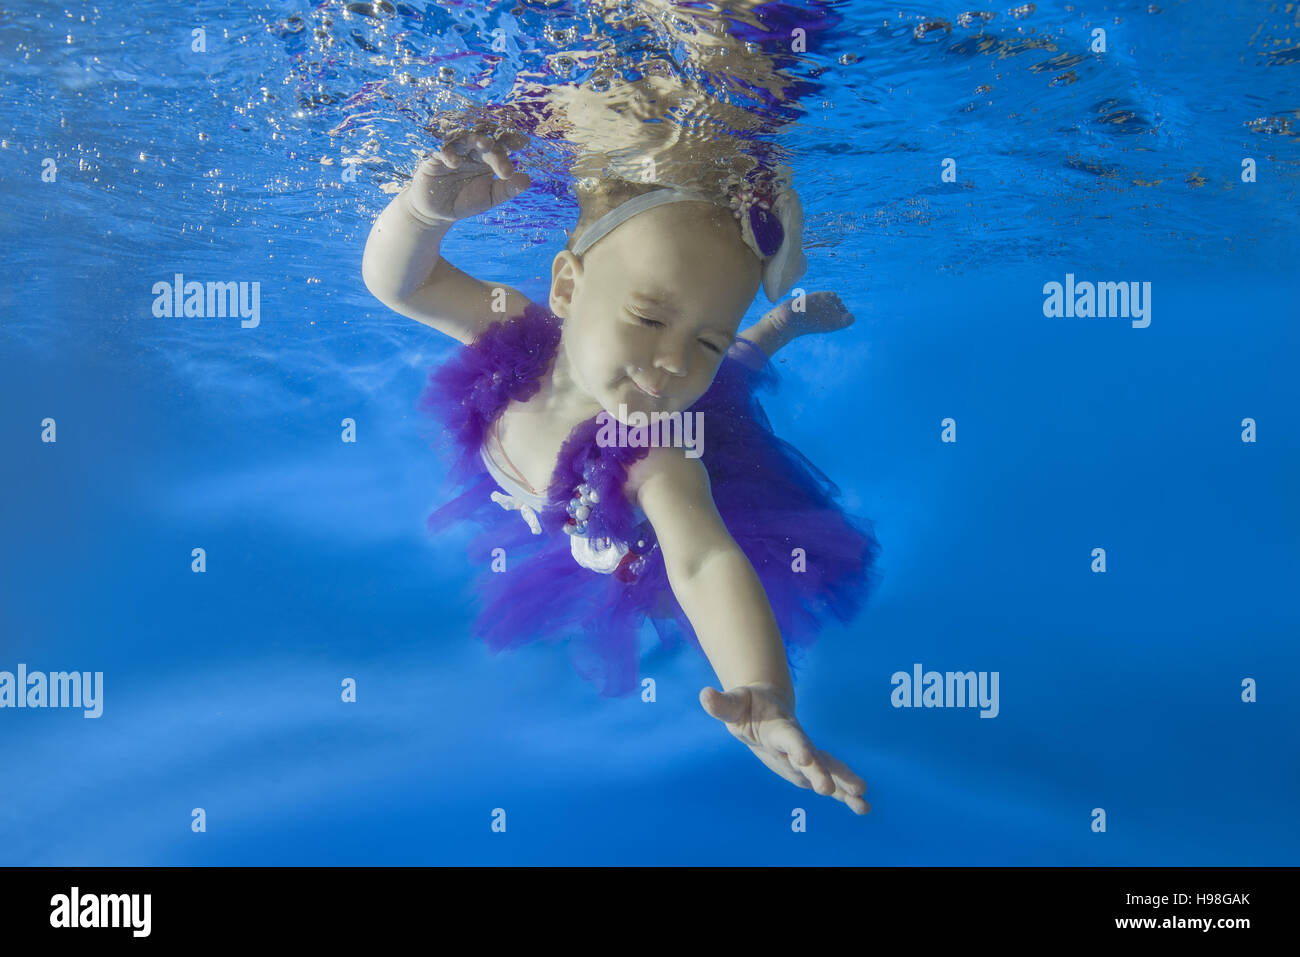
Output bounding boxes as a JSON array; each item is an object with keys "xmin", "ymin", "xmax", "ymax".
[
  {"xmin": 552, "ymin": 247, "xmax": 581, "ymax": 274},
  {"xmin": 549, "ymin": 249, "xmax": 581, "ymax": 318}
]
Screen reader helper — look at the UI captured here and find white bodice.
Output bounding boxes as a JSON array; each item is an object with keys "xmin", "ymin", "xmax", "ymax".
[{"xmin": 479, "ymin": 436, "xmax": 644, "ymax": 575}]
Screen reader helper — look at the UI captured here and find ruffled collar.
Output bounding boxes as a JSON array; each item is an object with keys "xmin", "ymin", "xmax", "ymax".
[
  {"xmin": 422, "ymin": 303, "xmax": 648, "ymax": 547},
  {"xmin": 419, "ymin": 301, "xmax": 773, "ymax": 551}
]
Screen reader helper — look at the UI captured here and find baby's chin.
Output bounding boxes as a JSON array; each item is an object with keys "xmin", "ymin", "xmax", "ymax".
[
  {"xmin": 600, "ymin": 401, "xmax": 654, "ymax": 425},
  {"xmin": 599, "ymin": 392, "xmax": 686, "ymax": 424}
]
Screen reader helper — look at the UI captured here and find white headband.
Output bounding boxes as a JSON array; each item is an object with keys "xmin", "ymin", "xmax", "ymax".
[{"xmin": 569, "ymin": 183, "xmax": 808, "ymax": 304}]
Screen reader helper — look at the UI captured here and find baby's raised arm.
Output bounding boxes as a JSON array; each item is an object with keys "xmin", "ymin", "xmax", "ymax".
[
  {"xmin": 630, "ymin": 447, "xmax": 870, "ymax": 814},
  {"xmin": 362, "ymin": 132, "xmax": 533, "ymax": 345}
]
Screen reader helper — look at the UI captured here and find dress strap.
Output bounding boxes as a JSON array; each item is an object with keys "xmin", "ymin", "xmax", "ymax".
[{"xmin": 488, "ymin": 418, "xmax": 548, "ymax": 497}]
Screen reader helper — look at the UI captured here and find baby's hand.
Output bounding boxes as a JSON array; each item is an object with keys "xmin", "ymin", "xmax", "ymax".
[
  {"xmin": 405, "ymin": 129, "xmax": 532, "ymax": 225},
  {"xmin": 700, "ymin": 682, "xmax": 870, "ymax": 815}
]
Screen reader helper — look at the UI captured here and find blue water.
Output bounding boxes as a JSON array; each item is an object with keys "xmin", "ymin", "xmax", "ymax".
[{"xmin": 2, "ymin": 0, "xmax": 1297, "ymax": 865}]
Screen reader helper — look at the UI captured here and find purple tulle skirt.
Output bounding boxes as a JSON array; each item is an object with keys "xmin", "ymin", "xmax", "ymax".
[{"xmin": 415, "ymin": 301, "xmax": 882, "ymax": 697}]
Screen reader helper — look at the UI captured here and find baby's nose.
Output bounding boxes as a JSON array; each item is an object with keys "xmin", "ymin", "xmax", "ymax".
[
  {"xmin": 654, "ymin": 355, "xmax": 688, "ymax": 377},
  {"xmin": 653, "ymin": 343, "xmax": 690, "ymax": 376}
]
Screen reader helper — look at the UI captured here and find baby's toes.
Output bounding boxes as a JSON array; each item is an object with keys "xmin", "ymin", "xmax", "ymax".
[
  {"xmin": 817, "ymin": 304, "xmax": 856, "ymax": 333},
  {"xmin": 785, "ymin": 304, "xmax": 855, "ymax": 337}
]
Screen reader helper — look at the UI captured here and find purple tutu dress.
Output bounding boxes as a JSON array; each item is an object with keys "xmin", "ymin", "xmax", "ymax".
[{"xmin": 415, "ymin": 300, "xmax": 882, "ymax": 697}]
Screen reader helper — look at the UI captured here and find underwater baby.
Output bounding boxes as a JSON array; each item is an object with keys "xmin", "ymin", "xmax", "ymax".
[{"xmin": 363, "ymin": 129, "xmax": 878, "ymax": 815}]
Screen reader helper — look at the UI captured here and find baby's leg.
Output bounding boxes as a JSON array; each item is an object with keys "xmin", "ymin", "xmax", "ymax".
[
  {"xmin": 737, "ymin": 294, "xmax": 855, "ymax": 361},
  {"xmin": 729, "ymin": 310, "xmax": 794, "ymax": 369}
]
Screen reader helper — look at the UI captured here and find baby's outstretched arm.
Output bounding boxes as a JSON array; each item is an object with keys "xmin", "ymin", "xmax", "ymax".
[{"xmin": 631, "ymin": 447, "xmax": 870, "ymax": 815}]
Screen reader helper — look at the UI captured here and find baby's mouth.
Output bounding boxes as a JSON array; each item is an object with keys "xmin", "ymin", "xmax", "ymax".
[{"xmin": 632, "ymin": 378, "xmax": 664, "ymax": 399}]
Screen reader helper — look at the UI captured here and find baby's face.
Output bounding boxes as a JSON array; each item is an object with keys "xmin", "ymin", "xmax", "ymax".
[{"xmin": 549, "ymin": 202, "xmax": 761, "ymax": 422}]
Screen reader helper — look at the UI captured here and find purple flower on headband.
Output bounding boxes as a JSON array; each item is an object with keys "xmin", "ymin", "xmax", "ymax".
[
  {"xmin": 728, "ymin": 178, "xmax": 787, "ymax": 260},
  {"xmin": 749, "ymin": 205, "xmax": 785, "ymax": 258}
]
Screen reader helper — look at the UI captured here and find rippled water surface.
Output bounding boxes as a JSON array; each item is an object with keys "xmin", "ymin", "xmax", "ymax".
[{"xmin": 1, "ymin": 1, "xmax": 1297, "ymax": 865}]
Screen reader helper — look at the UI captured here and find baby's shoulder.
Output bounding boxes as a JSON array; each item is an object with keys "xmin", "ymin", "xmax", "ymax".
[{"xmin": 624, "ymin": 445, "xmax": 711, "ymax": 509}]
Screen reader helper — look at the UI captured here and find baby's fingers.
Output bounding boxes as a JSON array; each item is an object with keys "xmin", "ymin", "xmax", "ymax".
[
  {"xmin": 765, "ymin": 720, "xmax": 835, "ymax": 796},
  {"xmin": 472, "ymin": 134, "xmax": 514, "ymax": 179},
  {"xmin": 437, "ymin": 132, "xmax": 520, "ymax": 180},
  {"xmin": 819, "ymin": 750, "xmax": 867, "ymax": 797},
  {"xmin": 750, "ymin": 745, "xmax": 814, "ymax": 791},
  {"xmin": 433, "ymin": 131, "xmax": 490, "ymax": 170},
  {"xmin": 765, "ymin": 750, "xmax": 871, "ymax": 814},
  {"xmin": 493, "ymin": 129, "xmax": 532, "ymax": 153},
  {"xmin": 827, "ymin": 784, "xmax": 871, "ymax": 815},
  {"xmin": 818, "ymin": 751, "xmax": 870, "ymax": 815},
  {"xmin": 432, "ymin": 134, "xmax": 469, "ymax": 169},
  {"xmin": 414, "ymin": 154, "xmax": 456, "ymax": 182}
]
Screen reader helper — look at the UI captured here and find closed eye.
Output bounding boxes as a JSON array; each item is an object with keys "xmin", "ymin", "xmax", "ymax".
[{"xmin": 632, "ymin": 314, "xmax": 722, "ymax": 354}]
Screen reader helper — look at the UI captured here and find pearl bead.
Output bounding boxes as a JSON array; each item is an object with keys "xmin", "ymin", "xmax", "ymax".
[
  {"xmin": 575, "ymin": 505, "xmax": 590, "ymax": 520},
  {"xmin": 588, "ymin": 489, "xmax": 599, "ymax": 503}
]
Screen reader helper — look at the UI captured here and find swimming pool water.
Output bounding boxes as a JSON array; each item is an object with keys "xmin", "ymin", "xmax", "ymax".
[{"xmin": 1, "ymin": 0, "xmax": 1297, "ymax": 865}]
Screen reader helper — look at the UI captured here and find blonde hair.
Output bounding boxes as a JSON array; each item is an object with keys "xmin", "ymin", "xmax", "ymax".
[
  {"xmin": 565, "ymin": 177, "xmax": 662, "ymax": 253},
  {"xmin": 565, "ymin": 176, "xmax": 753, "ymax": 266}
]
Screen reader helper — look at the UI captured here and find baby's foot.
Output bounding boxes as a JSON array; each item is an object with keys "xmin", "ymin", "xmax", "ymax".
[{"xmin": 768, "ymin": 291, "xmax": 855, "ymax": 340}]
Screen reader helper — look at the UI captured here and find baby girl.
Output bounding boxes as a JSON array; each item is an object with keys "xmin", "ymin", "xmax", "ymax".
[{"xmin": 362, "ymin": 130, "xmax": 878, "ymax": 816}]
